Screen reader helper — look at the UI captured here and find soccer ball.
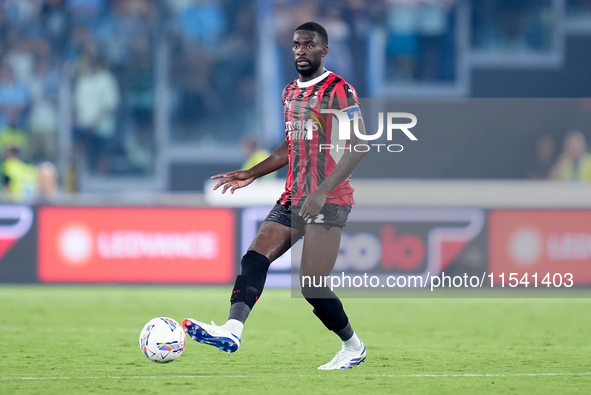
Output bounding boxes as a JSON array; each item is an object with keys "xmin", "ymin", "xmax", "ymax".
[{"xmin": 139, "ymin": 317, "xmax": 186, "ymax": 363}]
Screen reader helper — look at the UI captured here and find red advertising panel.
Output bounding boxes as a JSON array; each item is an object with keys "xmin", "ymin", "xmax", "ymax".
[
  {"xmin": 490, "ymin": 210, "xmax": 591, "ymax": 285},
  {"xmin": 38, "ymin": 207, "xmax": 235, "ymax": 283}
]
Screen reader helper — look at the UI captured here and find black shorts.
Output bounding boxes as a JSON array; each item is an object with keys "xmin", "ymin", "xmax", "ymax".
[{"xmin": 263, "ymin": 203, "xmax": 351, "ymax": 231}]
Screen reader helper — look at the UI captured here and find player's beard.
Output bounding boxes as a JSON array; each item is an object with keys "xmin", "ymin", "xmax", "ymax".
[{"xmin": 295, "ymin": 57, "xmax": 322, "ymax": 77}]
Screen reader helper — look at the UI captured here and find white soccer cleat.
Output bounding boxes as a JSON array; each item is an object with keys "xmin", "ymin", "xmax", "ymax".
[
  {"xmin": 182, "ymin": 319, "xmax": 241, "ymax": 353},
  {"xmin": 317, "ymin": 342, "xmax": 367, "ymax": 370}
]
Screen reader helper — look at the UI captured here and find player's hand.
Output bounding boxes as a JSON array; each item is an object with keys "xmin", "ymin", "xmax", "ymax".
[
  {"xmin": 211, "ymin": 170, "xmax": 255, "ymax": 194},
  {"xmin": 299, "ymin": 189, "xmax": 327, "ymax": 219}
]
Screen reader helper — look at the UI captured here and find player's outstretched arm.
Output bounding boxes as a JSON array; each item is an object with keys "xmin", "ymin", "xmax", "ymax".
[
  {"xmin": 299, "ymin": 118, "xmax": 368, "ymax": 218},
  {"xmin": 211, "ymin": 140, "xmax": 289, "ymax": 194}
]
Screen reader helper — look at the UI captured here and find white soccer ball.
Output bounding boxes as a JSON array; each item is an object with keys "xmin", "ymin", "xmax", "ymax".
[{"xmin": 139, "ymin": 317, "xmax": 186, "ymax": 363}]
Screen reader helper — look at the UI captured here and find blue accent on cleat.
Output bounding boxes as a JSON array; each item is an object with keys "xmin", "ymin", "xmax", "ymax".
[
  {"xmin": 318, "ymin": 342, "xmax": 367, "ymax": 370},
  {"xmin": 182, "ymin": 319, "xmax": 240, "ymax": 353}
]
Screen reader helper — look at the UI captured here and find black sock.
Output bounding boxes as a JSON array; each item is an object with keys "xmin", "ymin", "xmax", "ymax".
[
  {"xmin": 335, "ymin": 321, "xmax": 354, "ymax": 341},
  {"xmin": 228, "ymin": 302, "xmax": 251, "ymax": 323}
]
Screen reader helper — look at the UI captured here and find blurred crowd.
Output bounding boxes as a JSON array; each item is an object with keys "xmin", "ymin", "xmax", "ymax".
[
  {"xmin": 272, "ymin": 0, "xmax": 563, "ymax": 85},
  {"xmin": 0, "ymin": 0, "xmax": 161, "ymax": 183},
  {"xmin": 168, "ymin": 0, "xmax": 257, "ymax": 143},
  {"xmin": 471, "ymin": 0, "xmax": 555, "ymax": 53},
  {"xmin": 527, "ymin": 130, "xmax": 591, "ymax": 182},
  {"xmin": 567, "ymin": 0, "xmax": 591, "ymax": 19},
  {"xmin": 0, "ymin": 0, "xmax": 589, "ymax": 199},
  {"xmin": 0, "ymin": 0, "xmax": 260, "ymax": 182},
  {"xmin": 272, "ymin": 0, "xmax": 459, "ymax": 89}
]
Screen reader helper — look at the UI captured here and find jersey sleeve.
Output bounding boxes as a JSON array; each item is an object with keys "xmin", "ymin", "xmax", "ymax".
[
  {"xmin": 282, "ymin": 83, "xmax": 294, "ymax": 140},
  {"xmin": 282, "ymin": 85, "xmax": 288, "ymax": 106},
  {"xmin": 330, "ymin": 82, "xmax": 360, "ymax": 110},
  {"xmin": 282, "ymin": 82, "xmax": 295, "ymax": 106},
  {"xmin": 329, "ymin": 81, "xmax": 362, "ymax": 121}
]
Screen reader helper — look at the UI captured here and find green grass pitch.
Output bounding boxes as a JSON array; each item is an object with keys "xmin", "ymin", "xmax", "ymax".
[{"xmin": 1, "ymin": 286, "xmax": 590, "ymax": 394}]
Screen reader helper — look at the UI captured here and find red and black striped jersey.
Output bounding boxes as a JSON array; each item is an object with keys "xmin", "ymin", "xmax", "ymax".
[{"xmin": 278, "ymin": 70, "xmax": 362, "ymax": 206}]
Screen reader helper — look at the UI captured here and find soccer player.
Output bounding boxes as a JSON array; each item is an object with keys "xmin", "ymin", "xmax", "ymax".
[{"xmin": 183, "ymin": 22, "xmax": 368, "ymax": 370}]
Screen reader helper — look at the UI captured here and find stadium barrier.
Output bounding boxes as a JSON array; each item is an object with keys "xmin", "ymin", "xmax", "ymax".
[
  {"xmin": 0, "ymin": 181, "xmax": 590, "ymax": 285},
  {"xmin": 205, "ymin": 179, "xmax": 591, "ymax": 208}
]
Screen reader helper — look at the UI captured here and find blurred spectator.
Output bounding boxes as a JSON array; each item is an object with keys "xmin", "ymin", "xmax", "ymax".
[
  {"xmin": 4, "ymin": 30, "xmax": 36, "ymax": 85},
  {"xmin": 340, "ymin": 0, "xmax": 372, "ymax": 95},
  {"xmin": 41, "ymin": 0, "xmax": 72, "ymax": 57},
  {"xmin": 96, "ymin": 0, "xmax": 155, "ymax": 77},
  {"xmin": 73, "ymin": 56, "xmax": 120, "ymax": 173},
  {"xmin": 241, "ymin": 135, "xmax": 274, "ymax": 180},
  {"xmin": 213, "ymin": 1, "xmax": 257, "ymax": 138},
  {"xmin": 66, "ymin": 0, "xmax": 106, "ymax": 29},
  {"xmin": 274, "ymin": 0, "xmax": 319, "ymax": 87},
  {"xmin": 0, "ymin": 64, "xmax": 30, "ymax": 128},
  {"xmin": 3, "ymin": 0, "xmax": 41, "ymax": 30},
  {"xmin": 526, "ymin": 134, "xmax": 556, "ymax": 179},
  {"xmin": 1, "ymin": 146, "xmax": 37, "ymax": 203},
  {"xmin": 0, "ymin": 111, "xmax": 29, "ymax": 157},
  {"xmin": 213, "ymin": 1, "xmax": 255, "ymax": 93},
  {"xmin": 125, "ymin": 34, "xmax": 154, "ymax": 126},
  {"xmin": 169, "ymin": 43, "xmax": 216, "ymax": 139},
  {"xmin": 550, "ymin": 131, "xmax": 591, "ymax": 181},
  {"xmin": 28, "ymin": 57, "xmax": 60, "ymax": 101},
  {"xmin": 28, "ymin": 57, "xmax": 60, "ymax": 162},
  {"xmin": 168, "ymin": 0, "xmax": 257, "ymax": 143},
  {"xmin": 416, "ymin": 0, "xmax": 454, "ymax": 81},
  {"xmin": 566, "ymin": 0, "xmax": 591, "ymax": 18},
  {"xmin": 0, "ymin": 8, "xmax": 7, "ymax": 44},
  {"xmin": 386, "ymin": 0, "xmax": 420, "ymax": 81},
  {"xmin": 114, "ymin": 31, "xmax": 155, "ymax": 174},
  {"xmin": 123, "ymin": 120, "xmax": 154, "ymax": 174},
  {"xmin": 177, "ymin": 0, "xmax": 226, "ymax": 49},
  {"xmin": 384, "ymin": 0, "xmax": 455, "ymax": 82},
  {"xmin": 472, "ymin": 0, "xmax": 554, "ymax": 53},
  {"xmin": 319, "ymin": 4, "xmax": 354, "ymax": 81},
  {"xmin": 37, "ymin": 161, "xmax": 59, "ymax": 200},
  {"xmin": 66, "ymin": 26, "xmax": 99, "ymax": 66}
]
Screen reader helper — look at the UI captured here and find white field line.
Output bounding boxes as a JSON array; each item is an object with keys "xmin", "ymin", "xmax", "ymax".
[{"xmin": 1, "ymin": 372, "xmax": 591, "ymax": 381}]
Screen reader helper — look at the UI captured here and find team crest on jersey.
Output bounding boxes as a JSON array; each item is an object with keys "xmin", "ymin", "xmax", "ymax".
[{"xmin": 308, "ymin": 95, "xmax": 318, "ymax": 108}]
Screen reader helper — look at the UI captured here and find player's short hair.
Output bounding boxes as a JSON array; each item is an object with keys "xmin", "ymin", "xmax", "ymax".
[{"xmin": 294, "ymin": 22, "xmax": 328, "ymax": 46}]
